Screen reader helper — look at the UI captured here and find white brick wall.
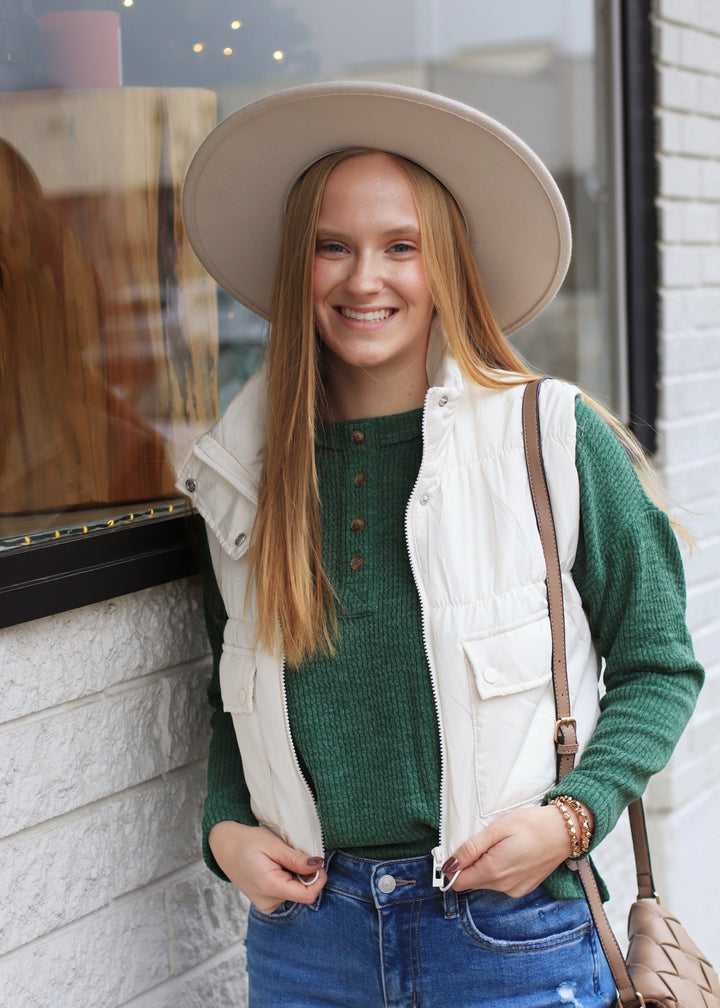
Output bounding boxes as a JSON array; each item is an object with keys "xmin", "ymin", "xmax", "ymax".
[
  {"xmin": 0, "ymin": 579, "xmax": 249, "ymax": 1007},
  {"xmin": 650, "ymin": 0, "xmax": 720, "ymax": 965}
]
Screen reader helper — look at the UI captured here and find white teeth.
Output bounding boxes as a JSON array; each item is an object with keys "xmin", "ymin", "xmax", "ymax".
[{"xmin": 340, "ymin": 308, "xmax": 393, "ymax": 321}]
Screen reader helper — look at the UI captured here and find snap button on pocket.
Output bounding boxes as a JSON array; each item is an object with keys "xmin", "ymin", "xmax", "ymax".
[
  {"xmin": 483, "ymin": 666, "xmax": 499, "ymax": 684},
  {"xmin": 184, "ymin": 477, "xmax": 197, "ymax": 493}
]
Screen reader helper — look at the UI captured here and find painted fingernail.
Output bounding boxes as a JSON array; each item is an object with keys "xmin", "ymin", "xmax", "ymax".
[
  {"xmin": 442, "ymin": 857, "xmax": 460, "ymax": 876},
  {"xmin": 307, "ymin": 856, "xmax": 323, "ymax": 867}
]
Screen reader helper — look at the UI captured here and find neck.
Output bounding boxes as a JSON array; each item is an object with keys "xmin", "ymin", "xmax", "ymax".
[{"xmin": 323, "ymin": 365, "xmax": 428, "ymax": 421}]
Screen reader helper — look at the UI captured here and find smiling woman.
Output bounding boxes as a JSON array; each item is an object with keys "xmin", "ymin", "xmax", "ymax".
[{"xmin": 174, "ymin": 80, "xmax": 703, "ymax": 1007}]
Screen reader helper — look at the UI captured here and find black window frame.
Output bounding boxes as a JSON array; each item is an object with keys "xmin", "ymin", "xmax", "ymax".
[
  {"xmin": 621, "ymin": 0, "xmax": 658, "ymax": 454},
  {"xmin": 0, "ymin": 3, "xmax": 658, "ymax": 628}
]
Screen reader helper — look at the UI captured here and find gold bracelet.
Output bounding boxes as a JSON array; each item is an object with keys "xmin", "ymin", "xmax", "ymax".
[
  {"xmin": 562, "ymin": 796, "xmax": 593, "ymax": 854},
  {"xmin": 548, "ymin": 794, "xmax": 588, "ymax": 858},
  {"xmin": 550, "ymin": 797, "xmax": 583, "ymax": 857}
]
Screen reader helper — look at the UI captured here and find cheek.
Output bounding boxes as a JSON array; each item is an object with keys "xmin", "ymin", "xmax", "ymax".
[
  {"xmin": 312, "ymin": 262, "xmax": 324, "ymax": 311},
  {"xmin": 313, "ymin": 259, "xmax": 338, "ymax": 303},
  {"xmin": 408, "ymin": 268, "xmax": 433, "ymax": 313}
]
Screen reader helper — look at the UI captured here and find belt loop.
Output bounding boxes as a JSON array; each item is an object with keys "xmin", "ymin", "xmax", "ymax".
[
  {"xmin": 442, "ymin": 886, "xmax": 459, "ymax": 919},
  {"xmin": 309, "ymin": 850, "xmax": 335, "ymax": 912}
]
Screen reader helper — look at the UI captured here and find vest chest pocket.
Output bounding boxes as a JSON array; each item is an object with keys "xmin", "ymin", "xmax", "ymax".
[
  {"xmin": 219, "ymin": 616, "xmax": 258, "ymax": 713},
  {"xmin": 463, "ymin": 613, "xmax": 555, "ymax": 817},
  {"xmin": 219, "ymin": 648, "xmax": 256, "ymax": 714}
]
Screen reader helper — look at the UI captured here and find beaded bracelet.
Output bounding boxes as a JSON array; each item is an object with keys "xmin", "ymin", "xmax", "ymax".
[{"xmin": 549, "ymin": 796, "xmax": 593, "ymax": 858}]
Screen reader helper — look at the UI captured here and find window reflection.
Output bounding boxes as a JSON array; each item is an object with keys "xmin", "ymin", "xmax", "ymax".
[{"xmin": 1, "ymin": 0, "xmax": 614, "ymax": 549}]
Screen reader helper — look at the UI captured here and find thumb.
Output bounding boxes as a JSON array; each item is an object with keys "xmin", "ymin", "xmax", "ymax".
[
  {"xmin": 441, "ymin": 823, "xmax": 504, "ymax": 877},
  {"xmin": 266, "ymin": 834, "xmax": 324, "ymax": 875}
]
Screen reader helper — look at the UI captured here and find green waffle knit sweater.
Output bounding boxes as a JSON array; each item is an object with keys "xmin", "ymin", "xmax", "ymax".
[{"xmin": 198, "ymin": 397, "xmax": 703, "ymax": 899}]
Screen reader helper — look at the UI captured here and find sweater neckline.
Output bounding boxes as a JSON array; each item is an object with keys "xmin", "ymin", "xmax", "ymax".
[{"xmin": 317, "ymin": 407, "xmax": 423, "ymax": 450}]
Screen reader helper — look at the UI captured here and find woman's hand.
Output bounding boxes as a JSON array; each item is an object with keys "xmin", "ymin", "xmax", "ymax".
[
  {"xmin": 208, "ymin": 820, "xmax": 327, "ymax": 913},
  {"xmin": 441, "ymin": 804, "xmax": 590, "ymax": 898}
]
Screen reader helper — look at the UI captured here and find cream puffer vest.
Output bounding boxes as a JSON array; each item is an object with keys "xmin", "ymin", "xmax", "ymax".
[{"xmin": 177, "ymin": 332, "xmax": 602, "ymax": 880}]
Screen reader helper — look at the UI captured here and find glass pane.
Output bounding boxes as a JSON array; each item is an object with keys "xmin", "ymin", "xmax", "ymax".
[{"xmin": 1, "ymin": 0, "xmax": 616, "ymax": 550}]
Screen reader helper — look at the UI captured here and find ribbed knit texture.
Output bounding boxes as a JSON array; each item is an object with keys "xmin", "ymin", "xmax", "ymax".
[
  {"xmin": 199, "ymin": 397, "xmax": 703, "ymax": 899},
  {"xmin": 287, "ymin": 408, "xmax": 439, "ymax": 858}
]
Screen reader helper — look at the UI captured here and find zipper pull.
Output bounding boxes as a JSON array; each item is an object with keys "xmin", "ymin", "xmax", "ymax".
[{"xmin": 432, "ymin": 846, "xmax": 460, "ymax": 891}]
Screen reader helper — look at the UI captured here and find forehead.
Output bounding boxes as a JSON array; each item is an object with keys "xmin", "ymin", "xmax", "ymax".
[{"xmin": 319, "ymin": 152, "xmax": 418, "ymax": 217}]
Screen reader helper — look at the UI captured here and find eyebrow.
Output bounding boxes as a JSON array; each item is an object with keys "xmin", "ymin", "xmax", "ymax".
[{"xmin": 315, "ymin": 225, "xmax": 421, "ymax": 239}]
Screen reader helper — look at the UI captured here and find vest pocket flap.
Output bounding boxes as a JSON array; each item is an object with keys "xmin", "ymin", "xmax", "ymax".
[
  {"xmin": 464, "ymin": 615, "xmax": 552, "ymax": 700},
  {"xmin": 219, "ymin": 648, "xmax": 256, "ymax": 714}
]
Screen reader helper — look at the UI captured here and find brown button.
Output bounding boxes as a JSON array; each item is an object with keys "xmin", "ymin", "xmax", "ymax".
[
  {"xmin": 350, "ymin": 429, "xmax": 365, "ymax": 444},
  {"xmin": 350, "ymin": 517, "xmax": 364, "ymax": 532},
  {"xmin": 353, "ymin": 473, "xmax": 366, "ymax": 487},
  {"xmin": 349, "ymin": 556, "xmax": 363, "ymax": 570}
]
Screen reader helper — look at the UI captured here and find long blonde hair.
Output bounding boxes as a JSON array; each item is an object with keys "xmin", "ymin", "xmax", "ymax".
[{"xmin": 250, "ymin": 148, "xmax": 668, "ymax": 664}]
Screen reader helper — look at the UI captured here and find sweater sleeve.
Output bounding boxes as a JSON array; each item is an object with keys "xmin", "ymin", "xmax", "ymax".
[
  {"xmin": 197, "ymin": 523, "xmax": 257, "ymax": 880},
  {"xmin": 543, "ymin": 399, "xmax": 704, "ymax": 851}
]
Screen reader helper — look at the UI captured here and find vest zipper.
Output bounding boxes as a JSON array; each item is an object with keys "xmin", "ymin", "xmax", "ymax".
[
  {"xmin": 404, "ymin": 391, "xmax": 449, "ymax": 889},
  {"xmin": 280, "ymin": 654, "xmax": 326, "ymax": 859}
]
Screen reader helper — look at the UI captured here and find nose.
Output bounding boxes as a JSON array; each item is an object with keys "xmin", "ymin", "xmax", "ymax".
[{"xmin": 345, "ymin": 251, "xmax": 383, "ymax": 296}]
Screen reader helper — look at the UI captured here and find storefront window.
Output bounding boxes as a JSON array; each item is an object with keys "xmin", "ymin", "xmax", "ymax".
[{"xmin": 1, "ymin": 0, "xmax": 619, "ymax": 556}]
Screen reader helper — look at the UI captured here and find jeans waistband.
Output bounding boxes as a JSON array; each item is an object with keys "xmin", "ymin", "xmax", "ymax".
[{"xmin": 323, "ymin": 850, "xmax": 459, "ymax": 916}]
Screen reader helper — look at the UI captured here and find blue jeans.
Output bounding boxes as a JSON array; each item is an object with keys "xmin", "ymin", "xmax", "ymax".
[{"xmin": 245, "ymin": 850, "xmax": 616, "ymax": 1007}]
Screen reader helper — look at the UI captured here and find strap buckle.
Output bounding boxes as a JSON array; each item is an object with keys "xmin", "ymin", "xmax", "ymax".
[{"xmin": 554, "ymin": 716, "xmax": 577, "ymax": 743}]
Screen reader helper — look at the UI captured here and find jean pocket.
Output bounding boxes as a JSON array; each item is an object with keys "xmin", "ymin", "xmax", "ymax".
[
  {"xmin": 460, "ymin": 888, "xmax": 591, "ymax": 950},
  {"xmin": 249, "ymin": 900, "xmax": 306, "ymax": 925}
]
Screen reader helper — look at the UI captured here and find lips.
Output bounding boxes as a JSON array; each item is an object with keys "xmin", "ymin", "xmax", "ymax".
[{"xmin": 338, "ymin": 307, "xmax": 395, "ymax": 321}]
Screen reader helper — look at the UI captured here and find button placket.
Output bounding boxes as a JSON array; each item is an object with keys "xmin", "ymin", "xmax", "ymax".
[{"xmin": 348, "ymin": 428, "xmax": 366, "ymax": 573}]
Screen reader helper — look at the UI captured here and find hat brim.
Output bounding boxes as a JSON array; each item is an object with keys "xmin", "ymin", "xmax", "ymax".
[{"xmin": 182, "ymin": 81, "xmax": 571, "ymax": 334}]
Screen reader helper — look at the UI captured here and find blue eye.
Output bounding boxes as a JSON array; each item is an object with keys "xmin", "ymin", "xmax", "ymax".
[
  {"xmin": 318, "ymin": 241, "xmax": 346, "ymax": 253},
  {"xmin": 390, "ymin": 242, "xmax": 414, "ymax": 253}
]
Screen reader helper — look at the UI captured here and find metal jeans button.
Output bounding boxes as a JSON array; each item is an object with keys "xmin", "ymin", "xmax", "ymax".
[{"xmin": 377, "ymin": 874, "xmax": 396, "ymax": 894}]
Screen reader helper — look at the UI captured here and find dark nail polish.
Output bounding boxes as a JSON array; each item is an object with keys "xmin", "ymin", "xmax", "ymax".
[
  {"xmin": 307, "ymin": 856, "xmax": 323, "ymax": 867},
  {"xmin": 442, "ymin": 857, "xmax": 459, "ymax": 876}
]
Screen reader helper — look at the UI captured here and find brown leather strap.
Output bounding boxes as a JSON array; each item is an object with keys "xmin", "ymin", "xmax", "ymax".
[
  {"xmin": 574, "ymin": 859, "xmax": 639, "ymax": 1007},
  {"xmin": 522, "ymin": 380, "xmax": 643, "ymax": 1008},
  {"xmin": 522, "ymin": 380, "xmax": 578, "ymax": 779},
  {"xmin": 628, "ymin": 797, "xmax": 656, "ymax": 900}
]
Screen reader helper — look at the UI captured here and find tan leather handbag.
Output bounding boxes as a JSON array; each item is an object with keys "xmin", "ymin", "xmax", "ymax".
[{"xmin": 522, "ymin": 379, "xmax": 720, "ymax": 1008}]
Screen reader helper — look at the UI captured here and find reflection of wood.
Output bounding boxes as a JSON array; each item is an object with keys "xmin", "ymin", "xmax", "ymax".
[
  {"xmin": 0, "ymin": 146, "xmax": 110, "ymax": 512},
  {"xmin": 0, "ymin": 88, "xmax": 218, "ymax": 512}
]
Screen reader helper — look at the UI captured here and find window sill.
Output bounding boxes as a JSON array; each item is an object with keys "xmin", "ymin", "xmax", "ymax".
[{"xmin": 0, "ymin": 512, "xmax": 201, "ymax": 629}]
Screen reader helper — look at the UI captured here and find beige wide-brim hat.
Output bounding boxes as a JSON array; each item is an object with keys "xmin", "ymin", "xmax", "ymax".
[{"xmin": 182, "ymin": 81, "xmax": 571, "ymax": 335}]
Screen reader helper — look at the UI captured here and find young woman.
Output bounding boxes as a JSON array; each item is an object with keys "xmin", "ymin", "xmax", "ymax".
[{"xmin": 178, "ymin": 83, "xmax": 703, "ymax": 1007}]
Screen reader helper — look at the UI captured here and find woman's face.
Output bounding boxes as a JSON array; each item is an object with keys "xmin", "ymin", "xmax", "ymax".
[{"xmin": 313, "ymin": 152, "xmax": 434, "ymax": 391}]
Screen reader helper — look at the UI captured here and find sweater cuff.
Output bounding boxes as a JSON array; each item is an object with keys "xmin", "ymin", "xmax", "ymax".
[{"xmin": 543, "ymin": 775, "xmax": 618, "ymax": 854}]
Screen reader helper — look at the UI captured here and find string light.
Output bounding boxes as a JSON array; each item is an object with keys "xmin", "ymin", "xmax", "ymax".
[
  {"xmin": 1, "ymin": 502, "xmax": 182, "ymax": 550},
  {"xmin": 231, "ymin": 20, "xmax": 242, "ymax": 29},
  {"xmin": 223, "ymin": 47, "xmax": 233, "ymax": 55},
  {"xmin": 122, "ymin": 0, "xmax": 134, "ymax": 6},
  {"xmin": 193, "ymin": 42, "xmax": 204, "ymax": 53},
  {"xmin": 272, "ymin": 50, "xmax": 285, "ymax": 62}
]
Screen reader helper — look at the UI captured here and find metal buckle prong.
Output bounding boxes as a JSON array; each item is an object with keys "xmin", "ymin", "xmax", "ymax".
[{"xmin": 554, "ymin": 716, "xmax": 577, "ymax": 742}]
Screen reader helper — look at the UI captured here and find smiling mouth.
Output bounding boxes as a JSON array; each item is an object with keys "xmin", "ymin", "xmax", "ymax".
[{"xmin": 338, "ymin": 307, "xmax": 395, "ymax": 321}]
